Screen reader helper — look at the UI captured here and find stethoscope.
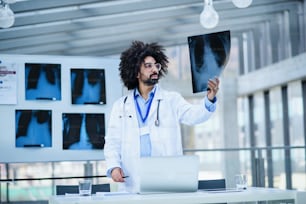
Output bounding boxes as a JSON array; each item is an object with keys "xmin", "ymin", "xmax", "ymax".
[
  {"xmin": 123, "ymin": 96, "xmax": 161, "ymax": 127},
  {"xmin": 155, "ymin": 99, "xmax": 161, "ymax": 126}
]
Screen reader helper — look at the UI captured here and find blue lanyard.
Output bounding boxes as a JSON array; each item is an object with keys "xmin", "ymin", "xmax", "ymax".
[{"xmin": 134, "ymin": 89, "xmax": 156, "ymax": 124}]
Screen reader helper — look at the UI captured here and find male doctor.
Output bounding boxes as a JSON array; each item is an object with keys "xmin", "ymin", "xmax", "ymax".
[{"xmin": 104, "ymin": 41, "xmax": 220, "ymax": 193}]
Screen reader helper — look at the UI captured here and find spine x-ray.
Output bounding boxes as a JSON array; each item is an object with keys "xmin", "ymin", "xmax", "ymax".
[
  {"xmin": 25, "ymin": 63, "xmax": 61, "ymax": 100},
  {"xmin": 62, "ymin": 113, "xmax": 105, "ymax": 150},
  {"xmin": 15, "ymin": 110, "xmax": 52, "ymax": 148},
  {"xmin": 71, "ymin": 69, "xmax": 106, "ymax": 104},
  {"xmin": 188, "ymin": 30, "xmax": 231, "ymax": 93}
]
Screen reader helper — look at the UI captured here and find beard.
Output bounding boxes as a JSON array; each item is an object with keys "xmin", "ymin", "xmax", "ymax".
[
  {"xmin": 143, "ymin": 78, "xmax": 159, "ymax": 86},
  {"xmin": 142, "ymin": 73, "xmax": 159, "ymax": 86}
]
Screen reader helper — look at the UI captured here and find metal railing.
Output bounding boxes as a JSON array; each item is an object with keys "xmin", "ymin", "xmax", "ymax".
[
  {"xmin": 184, "ymin": 145, "xmax": 306, "ymax": 189},
  {"xmin": 0, "ymin": 145, "xmax": 305, "ymax": 202}
]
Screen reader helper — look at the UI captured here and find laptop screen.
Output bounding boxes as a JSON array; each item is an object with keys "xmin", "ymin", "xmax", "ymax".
[{"xmin": 138, "ymin": 155, "xmax": 199, "ymax": 194}]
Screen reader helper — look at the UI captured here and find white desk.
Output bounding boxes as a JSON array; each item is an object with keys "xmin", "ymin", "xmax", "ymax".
[{"xmin": 49, "ymin": 187, "xmax": 306, "ymax": 204}]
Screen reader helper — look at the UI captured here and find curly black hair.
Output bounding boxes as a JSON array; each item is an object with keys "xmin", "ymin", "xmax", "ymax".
[{"xmin": 119, "ymin": 41, "xmax": 169, "ymax": 90}]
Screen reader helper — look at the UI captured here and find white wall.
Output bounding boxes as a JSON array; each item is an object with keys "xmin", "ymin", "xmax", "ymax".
[
  {"xmin": 238, "ymin": 53, "xmax": 306, "ymax": 96},
  {"xmin": 0, "ymin": 54, "xmax": 121, "ymax": 163}
]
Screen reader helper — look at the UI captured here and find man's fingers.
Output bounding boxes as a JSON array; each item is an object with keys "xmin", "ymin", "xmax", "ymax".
[
  {"xmin": 208, "ymin": 77, "xmax": 219, "ymax": 91},
  {"xmin": 111, "ymin": 167, "xmax": 125, "ymax": 182}
]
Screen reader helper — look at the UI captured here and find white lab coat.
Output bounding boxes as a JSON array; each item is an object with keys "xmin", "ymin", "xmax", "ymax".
[{"xmin": 104, "ymin": 85, "xmax": 215, "ymax": 193}]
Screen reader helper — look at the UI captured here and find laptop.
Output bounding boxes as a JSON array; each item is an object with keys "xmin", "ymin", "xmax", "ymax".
[{"xmin": 138, "ymin": 155, "xmax": 199, "ymax": 194}]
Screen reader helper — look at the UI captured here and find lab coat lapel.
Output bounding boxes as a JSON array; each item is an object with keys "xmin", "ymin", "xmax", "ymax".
[
  {"xmin": 149, "ymin": 85, "xmax": 163, "ymax": 120},
  {"xmin": 124, "ymin": 90, "xmax": 137, "ymax": 118}
]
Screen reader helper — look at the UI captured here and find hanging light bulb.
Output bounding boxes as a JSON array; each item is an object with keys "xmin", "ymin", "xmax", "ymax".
[
  {"xmin": 200, "ymin": 0, "xmax": 219, "ymax": 29},
  {"xmin": 232, "ymin": 0, "xmax": 253, "ymax": 8},
  {"xmin": 0, "ymin": 3, "xmax": 15, "ymax": 28}
]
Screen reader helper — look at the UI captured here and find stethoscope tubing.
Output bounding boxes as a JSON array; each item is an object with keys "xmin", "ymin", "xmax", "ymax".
[{"xmin": 123, "ymin": 96, "xmax": 160, "ymax": 127}]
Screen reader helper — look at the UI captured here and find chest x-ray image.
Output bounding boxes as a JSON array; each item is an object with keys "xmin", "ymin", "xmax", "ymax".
[
  {"xmin": 188, "ymin": 30, "xmax": 231, "ymax": 93},
  {"xmin": 15, "ymin": 110, "xmax": 52, "ymax": 148},
  {"xmin": 62, "ymin": 113, "xmax": 105, "ymax": 150},
  {"xmin": 25, "ymin": 63, "xmax": 61, "ymax": 100},
  {"xmin": 71, "ymin": 69, "xmax": 106, "ymax": 104}
]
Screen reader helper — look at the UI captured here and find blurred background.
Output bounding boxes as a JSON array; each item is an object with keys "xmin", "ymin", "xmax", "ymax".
[{"xmin": 0, "ymin": 0, "xmax": 305, "ymax": 203}]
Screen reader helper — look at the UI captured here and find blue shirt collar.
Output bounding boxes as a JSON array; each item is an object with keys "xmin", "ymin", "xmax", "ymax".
[{"xmin": 134, "ymin": 86, "xmax": 157, "ymax": 100}]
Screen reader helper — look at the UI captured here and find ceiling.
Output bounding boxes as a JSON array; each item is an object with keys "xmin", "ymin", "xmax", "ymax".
[{"xmin": 0, "ymin": 0, "xmax": 303, "ymax": 57}]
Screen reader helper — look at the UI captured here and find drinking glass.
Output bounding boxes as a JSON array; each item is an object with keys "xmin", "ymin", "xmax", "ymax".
[
  {"xmin": 79, "ymin": 180, "xmax": 92, "ymax": 196},
  {"xmin": 235, "ymin": 174, "xmax": 247, "ymax": 190}
]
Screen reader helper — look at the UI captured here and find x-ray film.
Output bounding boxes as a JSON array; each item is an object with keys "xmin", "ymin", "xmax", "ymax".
[{"xmin": 188, "ymin": 30, "xmax": 231, "ymax": 93}]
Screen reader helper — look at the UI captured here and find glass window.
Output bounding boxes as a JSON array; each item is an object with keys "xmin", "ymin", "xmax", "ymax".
[
  {"xmin": 269, "ymin": 86, "xmax": 286, "ymax": 189},
  {"xmin": 287, "ymin": 81, "xmax": 306, "ymax": 190},
  {"xmin": 253, "ymin": 92, "xmax": 266, "ymax": 147},
  {"xmin": 237, "ymin": 97, "xmax": 250, "ymax": 148}
]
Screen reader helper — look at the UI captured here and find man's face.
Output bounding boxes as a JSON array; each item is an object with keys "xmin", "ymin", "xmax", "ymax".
[{"xmin": 137, "ymin": 56, "xmax": 161, "ymax": 86}]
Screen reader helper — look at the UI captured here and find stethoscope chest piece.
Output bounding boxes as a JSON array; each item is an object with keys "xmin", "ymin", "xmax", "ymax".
[
  {"xmin": 155, "ymin": 119, "xmax": 160, "ymax": 127},
  {"xmin": 154, "ymin": 99, "xmax": 161, "ymax": 127}
]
